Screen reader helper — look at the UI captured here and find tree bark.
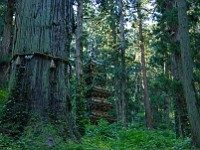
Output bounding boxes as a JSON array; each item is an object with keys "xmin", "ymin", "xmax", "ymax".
[
  {"xmin": 177, "ymin": 0, "xmax": 200, "ymax": 147},
  {"xmin": 164, "ymin": 58, "xmax": 170, "ymax": 124},
  {"xmin": 118, "ymin": 0, "xmax": 127, "ymax": 126},
  {"xmin": 75, "ymin": 0, "xmax": 85, "ymax": 135},
  {"xmin": 110, "ymin": 5, "xmax": 120, "ymax": 122},
  {"xmin": 157, "ymin": 0, "xmax": 190, "ymax": 138},
  {"xmin": 138, "ymin": 7, "xmax": 152, "ymax": 129},
  {"xmin": 1, "ymin": 0, "xmax": 79, "ymax": 143},
  {"xmin": 75, "ymin": 0, "xmax": 83, "ymax": 84},
  {"xmin": 171, "ymin": 51, "xmax": 189, "ymax": 137}
]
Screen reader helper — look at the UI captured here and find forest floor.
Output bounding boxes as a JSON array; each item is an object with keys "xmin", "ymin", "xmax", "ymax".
[
  {"xmin": 0, "ymin": 89, "xmax": 195, "ymax": 150},
  {"xmin": 0, "ymin": 120, "xmax": 193, "ymax": 150}
]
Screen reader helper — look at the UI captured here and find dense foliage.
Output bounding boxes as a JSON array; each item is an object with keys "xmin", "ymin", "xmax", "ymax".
[
  {"xmin": 1, "ymin": 0, "xmax": 200, "ymax": 149},
  {"xmin": 0, "ymin": 119, "xmax": 193, "ymax": 149}
]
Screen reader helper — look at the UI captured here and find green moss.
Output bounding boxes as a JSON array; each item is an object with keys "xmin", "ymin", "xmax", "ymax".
[
  {"xmin": 0, "ymin": 88, "xmax": 8, "ymax": 116},
  {"xmin": 0, "ymin": 121, "xmax": 194, "ymax": 150}
]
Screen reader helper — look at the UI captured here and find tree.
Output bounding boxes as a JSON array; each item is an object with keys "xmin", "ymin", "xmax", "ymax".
[
  {"xmin": 166, "ymin": 0, "xmax": 189, "ymax": 137},
  {"xmin": 137, "ymin": 2, "xmax": 152, "ymax": 128},
  {"xmin": 177, "ymin": 0, "xmax": 200, "ymax": 147},
  {"xmin": 75, "ymin": 0, "xmax": 85, "ymax": 135},
  {"xmin": 118, "ymin": 0, "xmax": 127, "ymax": 126},
  {"xmin": 1, "ymin": 0, "xmax": 79, "ymax": 144}
]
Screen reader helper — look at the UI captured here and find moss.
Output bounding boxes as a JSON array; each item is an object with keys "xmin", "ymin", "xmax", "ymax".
[
  {"xmin": 17, "ymin": 117, "xmax": 72, "ymax": 149},
  {"xmin": 0, "ymin": 88, "xmax": 8, "ymax": 117},
  {"xmin": 0, "ymin": 65, "xmax": 30, "ymax": 137}
]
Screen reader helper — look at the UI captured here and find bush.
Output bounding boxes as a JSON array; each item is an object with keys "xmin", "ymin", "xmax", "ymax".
[
  {"xmin": 0, "ymin": 89, "xmax": 8, "ymax": 115},
  {"xmin": 0, "ymin": 111, "xmax": 193, "ymax": 149}
]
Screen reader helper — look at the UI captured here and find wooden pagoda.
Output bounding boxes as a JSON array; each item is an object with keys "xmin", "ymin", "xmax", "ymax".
[{"xmin": 85, "ymin": 58, "xmax": 115, "ymax": 124}]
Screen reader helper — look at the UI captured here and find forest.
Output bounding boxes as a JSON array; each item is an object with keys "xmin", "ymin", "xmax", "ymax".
[{"xmin": 0, "ymin": 0, "xmax": 200, "ymax": 149}]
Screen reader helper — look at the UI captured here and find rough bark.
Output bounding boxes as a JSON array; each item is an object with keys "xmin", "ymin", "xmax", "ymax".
[
  {"xmin": 110, "ymin": 5, "xmax": 120, "ymax": 122},
  {"xmin": 75, "ymin": 0, "xmax": 85, "ymax": 135},
  {"xmin": 159, "ymin": 0, "xmax": 189, "ymax": 137},
  {"xmin": 75, "ymin": 0, "xmax": 83, "ymax": 84},
  {"xmin": 138, "ymin": 7, "xmax": 152, "ymax": 128},
  {"xmin": 118, "ymin": 0, "xmax": 127, "ymax": 126},
  {"xmin": 177, "ymin": 0, "xmax": 200, "ymax": 147},
  {"xmin": 1, "ymin": 0, "xmax": 79, "ymax": 143},
  {"xmin": 171, "ymin": 52, "xmax": 189, "ymax": 137}
]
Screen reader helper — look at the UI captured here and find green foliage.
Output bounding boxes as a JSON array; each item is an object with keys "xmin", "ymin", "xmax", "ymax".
[
  {"xmin": 0, "ymin": 89, "xmax": 8, "ymax": 115},
  {"xmin": 0, "ymin": 89, "xmax": 8, "ymax": 101},
  {"xmin": 0, "ymin": 118, "xmax": 193, "ymax": 150},
  {"xmin": 79, "ymin": 120, "xmax": 191, "ymax": 150}
]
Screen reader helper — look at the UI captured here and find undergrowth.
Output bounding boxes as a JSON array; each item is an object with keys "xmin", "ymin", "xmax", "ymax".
[
  {"xmin": 0, "ymin": 120, "xmax": 193, "ymax": 150},
  {"xmin": 0, "ymin": 89, "xmax": 8, "ymax": 115},
  {"xmin": 0, "ymin": 89, "xmax": 195, "ymax": 149}
]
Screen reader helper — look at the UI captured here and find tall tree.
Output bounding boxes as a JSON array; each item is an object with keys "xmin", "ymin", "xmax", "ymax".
[
  {"xmin": 162, "ymin": 0, "xmax": 189, "ymax": 137},
  {"xmin": 110, "ymin": 1, "xmax": 121, "ymax": 122},
  {"xmin": 75, "ymin": 0, "xmax": 85, "ymax": 135},
  {"xmin": 137, "ymin": 3, "xmax": 152, "ymax": 128},
  {"xmin": 1, "ymin": 0, "xmax": 79, "ymax": 143},
  {"xmin": 118, "ymin": 0, "xmax": 127, "ymax": 126},
  {"xmin": 177, "ymin": 0, "xmax": 200, "ymax": 147},
  {"xmin": 75, "ymin": 0, "xmax": 83, "ymax": 86}
]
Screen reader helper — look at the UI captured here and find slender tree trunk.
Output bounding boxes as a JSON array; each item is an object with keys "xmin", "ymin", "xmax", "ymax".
[
  {"xmin": 138, "ymin": 8, "xmax": 152, "ymax": 129},
  {"xmin": 177, "ymin": 0, "xmax": 200, "ymax": 147},
  {"xmin": 1, "ymin": 0, "xmax": 15, "ymax": 56},
  {"xmin": 118, "ymin": 0, "xmax": 127, "ymax": 126},
  {"xmin": 1, "ymin": 0, "xmax": 79, "ymax": 143},
  {"xmin": 110, "ymin": 5, "xmax": 120, "ymax": 122},
  {"xmin": 75, "ymin": 0, "xmax": 85, "ymax": 135},
  {"xmin": 164, "ymin": 59, "xmax": 170, "ymax": 124},
  {"xmin": 75, "ymin": 0, "xmax": 83, "ymax": 85}
]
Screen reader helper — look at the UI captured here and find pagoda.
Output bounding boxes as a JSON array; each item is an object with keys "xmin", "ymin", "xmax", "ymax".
[{"xmin": 85, "ymin": 58, "xmax": 115, "ymax": 124}]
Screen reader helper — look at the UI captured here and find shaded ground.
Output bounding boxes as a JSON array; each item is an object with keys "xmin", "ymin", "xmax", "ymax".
[{"xmin": 0, "ymin": 89, "xmax": 194, "ymax": 150}]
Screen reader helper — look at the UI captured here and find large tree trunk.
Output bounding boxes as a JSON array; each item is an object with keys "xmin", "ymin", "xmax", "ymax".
[
  {"xmin": 158, "ymin": 0, "xmax": 190, "ymax": 138},
  {"xmin": 1, "ymin": 0, "xmax": 79, "ymax": 144},
  {"xmin": 177, "ymin": 0, "xmax": 200, "ymax": 147},
  {"xmin": 118, "ymin": 0, "xmax": 127, "ymax": 126},
  {"xmin": 138, "ymin": 7, "xmax": 152, "ymax": 128},
  {"xmin": 171, "ymin": 51, "xmax": 189, "ymax": 138}
]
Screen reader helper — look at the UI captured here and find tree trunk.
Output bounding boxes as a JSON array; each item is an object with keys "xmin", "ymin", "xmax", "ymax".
[
  {"xmin": 110, "ymin": 5, "xmax": 120, "ymax": 122},
  {"xmin": 171, "ymin": 52, "xmax": 189, "ymax": 137},
  {"xmin": 1, "ymin": 0, "xmax": 79, "ymax": 143},
  {"xmin": 164, "ymin": 59, "xmax": 170, "ymax": 124},
  {"xmin": 138, "ymin": 8, "xmax": 152, "ymax": 129},
  {"xmin": 177, "ymin": 0, "xmax": 200, "ymax": 147},
  {"xmin": 75, "ymin": 0, "xmax": 85, "ymax": 135},
  {"xmin": 161, "ymin": 0, "xmax": 190, "ymax": 138},
  {"xmin": 118, "ymin": 0, "xmax": 127, "ymax": 126},
  {"xmin": 0, "ymin": 0, "xmax": 15, "ymax": 56},
  {"xmin": 75, "ymin": 0, "xmax": 83, "ymax": 85}
]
